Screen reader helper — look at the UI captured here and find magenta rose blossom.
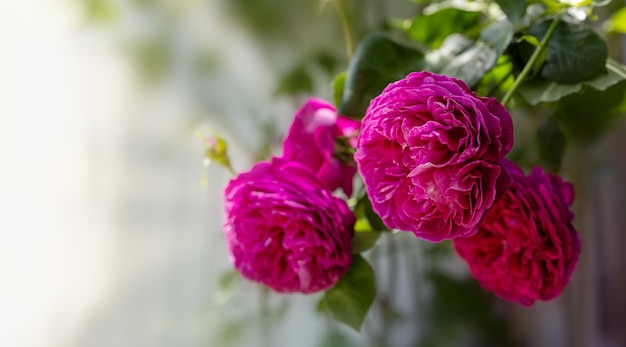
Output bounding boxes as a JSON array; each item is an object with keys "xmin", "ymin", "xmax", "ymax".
[
  {"xmin": 355, "ymin": 71, "xmax": 513, "ymax": 241},
  {"xmin": 283, "ymin": 98, "xmax": 360, "ymax": 196},
  {"xmin": 223, "ymin": 158, "xmax": 355, "ymax": 293},
  {"xmin": 454, "ymin": 160, "xmax": 580, "ymax": 306}
]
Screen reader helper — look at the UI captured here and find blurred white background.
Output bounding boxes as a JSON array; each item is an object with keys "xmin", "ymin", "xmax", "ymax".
[
  {"xmin": 0, "ymin": 1, "xmax": 319, "ymax": 346},
  {"xmin": 1, "ymin": 1, "xmax": 123, "ymax": 345}
]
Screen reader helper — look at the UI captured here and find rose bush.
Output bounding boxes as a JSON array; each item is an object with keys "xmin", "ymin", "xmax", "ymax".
[
  {"xmin": 454, "ymin": 160, "xmax": 580, "ymax": 306},
  {"xmin": 355, "ymin": 71, "xmax": 513, "ymax": 241},
  {"xmin": 283, "ymin": 98, "xmax": 360, "ymax": 196},
  {"xmin": 223, "ymin": 158, "xmax": 355, "ymax": 293}
]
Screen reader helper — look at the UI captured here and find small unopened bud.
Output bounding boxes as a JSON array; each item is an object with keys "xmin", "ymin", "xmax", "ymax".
[{"xmin": 195, "ymin": 130, "xmax": 235, "ymax": 176}]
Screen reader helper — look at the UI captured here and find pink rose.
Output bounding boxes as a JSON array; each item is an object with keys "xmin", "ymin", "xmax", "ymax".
[
  {"xmin": 355, "ymin": 71, "xmax": 513, "ymax": 241},
  {"xmin": 223, "ymin": 158, "xmax": 355, "ymax": 293},
  {"xmin": 454, "ymin": 160, "xmax": 580, "ymax": 306},
  {"xmin": 283, "ymin": 98, "xmax": 360, "ymax": 196}
]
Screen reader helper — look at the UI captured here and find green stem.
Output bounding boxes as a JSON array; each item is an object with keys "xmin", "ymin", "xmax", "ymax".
[
  {"xmin": 501, "ymin": 13, "xmax": 563, "ymax": 107},
  {"xmin": 333, "ymin": 0, "xmax": 353, "ymax": 60}
]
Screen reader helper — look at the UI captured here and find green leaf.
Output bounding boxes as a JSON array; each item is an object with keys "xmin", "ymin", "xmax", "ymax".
[
  {"xmin": 337, "ymin": 34, "xmax": 424, "ymax": 119},
  {"xmin": 604, "ymin": 7, "xmax": 626, "ymax": 34},
  {"xmin": 587, "ymin": 59, "xmax": 626, "ymax": 90},
  {"xmin": 518, "ymin": 80, "xmax": 583, "ymax": 105},
  {"xmin": 495, "ymin": 0, "xmax": 527, "ymax": 22},
  {"xmin": 351, "ymin": 231, "xmax": 381, "ymax": 254},
  {"xmin": 480, "ymin": 19, "xmax": 515, "ymax": 55},
  {"xmin": 331, "ymin": 72, "xmax": 346, "ymax": 107},
  {"xmin": 425, "ymin": 34, "xmax": 498, "ymax": 87},
  {"xmin": 528, "ymin": 20, "xmax": 608, "ymax": 84},
  {"xmin": 322, "ymin": 255, "xmax": 376, "ymax": 331},
  {"xmin": 536, "ymin": 117, "xmax": 566, "ymax": 173},
  {"xmin": 517, "ymin": 34, "xmax": 540, "ymax": 47},
  {"xmin": 274, "ymin": 65, "xmax": 313, "ymax": 96},
  {"xmin": 403, "ymin": 7, "xmax": 481, "ymax": 48},
  {"xmin": 519, "ymin": 59, "xmax": 626, "ymax": 105}
]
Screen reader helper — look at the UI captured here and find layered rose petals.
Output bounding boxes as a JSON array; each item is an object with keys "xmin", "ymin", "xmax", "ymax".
[
  {"xmin": 283, "ymin": 98, "xmax": 360, "ymax": 196},
  {"xmin": 355, "ymin": 71, "xmax": 513, "ymax": 241},
  {"xmin": 380, "ymin": 160, "xmax": 511, "ymax": 241},
  {"xmin": 223, "ymin": 158, "xmax": 355, "ymax": 293},
  {"xmin": 454, "ymin": 160, "xmax": 580, "ymax": 306}
]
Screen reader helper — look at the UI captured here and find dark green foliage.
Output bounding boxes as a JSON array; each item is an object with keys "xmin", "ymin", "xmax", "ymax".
[
  {"xmin": 425, "ymin": 34, "xmax": 499, "ymax": 87},
  {"xmin": 528, "ymin": 20, "xmax": 608, "ymax": 84},
  {"xmin": 337, "ymin": 33, "xmax": 424, "ymax": 118},
  {"xmin": 518, "ymin": 59, "xmax": 626, "ymax": 106}
]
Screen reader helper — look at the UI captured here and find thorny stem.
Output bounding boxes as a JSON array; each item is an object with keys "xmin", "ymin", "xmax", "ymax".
[{"xmin": 501, "ymin": 13, "xmax": 563, "ymax": 107}]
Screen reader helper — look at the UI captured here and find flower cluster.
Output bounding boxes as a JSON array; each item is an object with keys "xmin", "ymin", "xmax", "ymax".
[
  {"xmin": 221, "ymin": 71, "xmax": 580, "ymax": 305},
  {"xmin": 222, "ymin": 99, "xmax": 358, "ymax": 293}
]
